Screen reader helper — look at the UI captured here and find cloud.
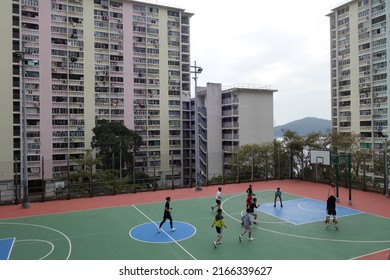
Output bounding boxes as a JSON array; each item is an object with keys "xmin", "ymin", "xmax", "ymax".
[{"xmin": 161, "ymin": 0, "xmax": 339, "ymax": 125}]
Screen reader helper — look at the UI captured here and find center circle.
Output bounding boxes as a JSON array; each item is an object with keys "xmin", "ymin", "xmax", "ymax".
[{"xmin": 129, "ymin": 221, "xmax": 196, "ymax": 243}]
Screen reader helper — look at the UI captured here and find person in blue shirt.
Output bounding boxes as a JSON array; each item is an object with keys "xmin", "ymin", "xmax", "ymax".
[
  {"xmin": 274, "ymin": 187, "xmax": 283, "ymax": 207},
  {"xmin": 239, "ymin": 208, "xmax": 254, "ymax": 242}
]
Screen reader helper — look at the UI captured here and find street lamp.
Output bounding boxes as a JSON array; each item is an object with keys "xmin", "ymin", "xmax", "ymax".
[
  {"xmin": 382, "ymin": 129, "xmax": 389, "ymax": 198},
  {"xmin": 190, "ymin": 61, "xmax": 203, "ymax": 191},
  {"xmin": 14, "ymin": 48, "xmax": 30, "ymax": 208}
]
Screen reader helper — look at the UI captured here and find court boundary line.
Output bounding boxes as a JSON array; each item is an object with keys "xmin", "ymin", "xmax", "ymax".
[
  {"xmin": 131, "ymin": 205, "xmax": 197, "ymax": 260},
  {"xmin": 350, "ymin": 247, "xmax": 390, "ymax": 260}
]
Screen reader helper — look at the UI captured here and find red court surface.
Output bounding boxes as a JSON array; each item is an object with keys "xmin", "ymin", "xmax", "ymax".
[{"xmin": 1, "ymin": 179, "xmax": 389, "ymax": 259}]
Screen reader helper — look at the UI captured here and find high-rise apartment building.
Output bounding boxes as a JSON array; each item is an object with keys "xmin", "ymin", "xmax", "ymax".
[
  {"xmin": 0, "ymin": 1, "xmax": 277, "ymax": 201},
  {"xmin": 328, "ymin": 0, "xmax": 389, "ymax": 182},
  {"xmin": 0, "ymin": 0, "xmax": 192, "ymax": 191},
  {"xmin": 187, "ymin": 83, "xmax": 276, "ymax": 185},
  {"xmin": 329, "ymin": 0, "xmax": 388, "ymax": 145}
]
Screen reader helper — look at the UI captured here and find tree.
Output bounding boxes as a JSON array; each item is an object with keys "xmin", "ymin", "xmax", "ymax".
[{"xmin": 91, "ymin": 120, "xmax": 143, "ymax": 173}]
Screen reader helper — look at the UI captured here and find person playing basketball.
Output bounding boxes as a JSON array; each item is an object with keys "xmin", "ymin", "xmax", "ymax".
[
  {"xmin": 274, "ymin": 187, "xmax": 283, "ymax": 207},
  {"xmin": 325, "ymin": 183, "xmax": 338, "ymax": 230},
  {"xmin": 158, "ymin": 196, "xmax": 175, "ymax": 232}
]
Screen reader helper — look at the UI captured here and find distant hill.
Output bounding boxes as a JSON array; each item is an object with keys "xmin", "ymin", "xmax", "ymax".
[{"xmin": 274, "ymin": 117, "xmax": 331, "ymax": 137}]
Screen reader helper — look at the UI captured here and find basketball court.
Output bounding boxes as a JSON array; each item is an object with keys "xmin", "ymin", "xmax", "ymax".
[{"xmin": 0, "ymin": 180, "xmax": 389, "ymax": 260}]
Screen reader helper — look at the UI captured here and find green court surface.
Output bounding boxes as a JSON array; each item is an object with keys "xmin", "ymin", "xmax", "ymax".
[{"xmin": 1, "ymin": 190, "xmax": 389, "ymax": 260}]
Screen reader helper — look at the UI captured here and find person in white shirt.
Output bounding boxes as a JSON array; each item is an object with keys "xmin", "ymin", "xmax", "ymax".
[{"xmin": 211, "ymin": 187, "xmax": 222, "ymax": 211}]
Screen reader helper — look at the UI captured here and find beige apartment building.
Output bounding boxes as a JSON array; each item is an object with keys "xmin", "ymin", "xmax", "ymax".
[{"xmin": 328, "ymin": 0, "xmax": 390, "ymax": 184}]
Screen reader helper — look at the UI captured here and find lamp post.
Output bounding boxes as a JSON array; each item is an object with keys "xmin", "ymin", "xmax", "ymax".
[
  {"xmin": 190, "ymin": 61, "xmax": 203, "ymax": 191},
  {"xmin": 382, "ymin": 129, "xmax": 389, "ymax": 198},
  {"xmin": 14, "ymin": 48, "xmax": 30, "ymax": 208}
]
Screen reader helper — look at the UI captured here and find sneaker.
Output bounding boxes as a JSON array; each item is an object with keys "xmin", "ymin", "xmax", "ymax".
[
  {"xmin": 216, "ymin": 241, "xmax": 222, "ymax": 245},
  {"xmin": 335, "ymin": 224, "xmax": 339, "ymax": 230},
  {"xmin": 248, "ymin": 238, "xmax": 254, "ymax": 241},
  {"xmin": 211, "ymin": 206, "xmax": 214, "ymax": 211},
  {"xmin": 170, "ymin": 228, "xmax": 176, "ymax": 232},
  {"xmin": 273, "ymin": 205, "xmax": 276, "ymax": 207},
  {"xmin": 239, "ymin": 235, "xmax": 242, "ymax": 242},
  {"xmin": 213, "ymin": 241, "xmax": 217, "ymax": 248},
  {"xmin": 157, "ymin": 227, "xmax": 161, "ymax": 233},
  {"xmin": 281, "ymin": 205, "xmax": 283, "ymax": 207},
  {"xmin": 326, "ymin": 224, "xmax": 330, "ymax": 229}
]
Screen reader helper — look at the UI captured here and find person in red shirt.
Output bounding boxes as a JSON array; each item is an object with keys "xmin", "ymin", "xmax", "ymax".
[{"xmin": 246, "ymin": 193, "xmax": 253, "ymax": 209}]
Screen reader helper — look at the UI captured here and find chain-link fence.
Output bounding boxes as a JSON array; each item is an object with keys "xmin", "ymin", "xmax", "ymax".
[{"xmin": 0, "ymin": 149, "xmax": 387, "ymax": 206}]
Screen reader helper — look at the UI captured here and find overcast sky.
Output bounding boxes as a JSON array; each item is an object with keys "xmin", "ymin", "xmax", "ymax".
[{"xmin": 154, "ymin": 0, "xmax": 342, "ymax": 125}]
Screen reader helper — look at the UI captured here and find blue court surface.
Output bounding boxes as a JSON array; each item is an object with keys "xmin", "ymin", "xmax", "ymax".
[
  {"xmin": 258, "ymin": 198, "xmax": 362, "ymax": 225},
  {"xmin": 0, "ymin": 238, "xmax": 15, "ymax": 260},
  {"xmin": 129, "ymin": 221, "xmax": 196, "ymax": 243}
]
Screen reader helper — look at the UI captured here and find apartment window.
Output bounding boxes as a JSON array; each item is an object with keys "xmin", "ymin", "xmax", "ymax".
[
  {"xmin": 134, "ymin": 78, "xmax": 146, "ymax": 84},
  {"xmin": 168, "ymin": 60, "xmax": 180, "ymax": 66},
  {"xmin": 358, "ymin": 42, "xmax": 370, "ymax": 51},
  {"xmin": 133, "ymin": 15, "xmax": 146, "ymax": 23},
  {"xmin": 134, "ymin": 26, "xmax": 146, "ymax": 33},
  {"xmin": 168, "ymin": 100, "xmax": 180, "ymax": 106},
  {"xmin": 372, "ymin": 3, "xmax": 385, "ymax": 13},
  {"xmin": 147, "ymin": 28, "xmax": 159, "ymax": 35},
  {"xmin": 373, "ymin": 38, "xmax": 386, "ymax": 47},
  {"xmin": 51, "ymin": 26, "xmax": 67, "ymax": 34},
  {"xmin": 133, "ymin": 5, "xmax": 146, "ymax": 12},
  {"xmin": 373, "ymin": 73, "xmax": 387, "ymax": 81},
  {"xmin": 168, "ymin": 10, "xmax": 179, "ymax": 17},
  {"xmin": 148, "ymin": 7, "xmax": 159, "ymax": 14},
  {"xmin": 110, "ymin": 1, "xmax": 123, "ymax": 8},
  {"xmin": 147, "ymin": 58, "xmax": 159, "ymax": 65},
  {"xmin": 52, "ymin": 3, "xmax": 67, "ymax": 12},
  {"xmin": 338, "ymin": 17, "xmax": 349, "ymax": 25},
  {"xmin": 147, "ymin": 48, "xmax": 159, "ymax": 55},
  {"xmin": 147, "ymin": 17, "xmax": 159, "ymax": 24},
  {"xmin": 359, "ymin": 54, "xmax": 371, "ymax": 62},
  {"xmin": 358, "ymin": 0, "xmax": 369, "ymax": 8},
  {"xmin": 359, "ymin": 31, "xmax": 370, "ymax": 40},
  {"xmin": 134, "ymin": 47, "xmax": 146, "ymax": 53},
  {"xmin": 372, "ymin": 14, "xmax": 386, "ymax": 25},
  {"xmin": 111, "ymin": 109, "xmax": 124, "ymax": 115},
  {"xmin": 169, "ymin": 110, "xmax": 180, "ymax": 116},
  {"xmin": 358, "ymin": 9, "xmax": 369, "ymax": 18}
]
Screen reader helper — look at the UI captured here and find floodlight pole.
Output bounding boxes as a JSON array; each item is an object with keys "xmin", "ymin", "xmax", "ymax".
[{"xmin": 190, "ymin": 61, "xmax": 203, "ymax": 191}]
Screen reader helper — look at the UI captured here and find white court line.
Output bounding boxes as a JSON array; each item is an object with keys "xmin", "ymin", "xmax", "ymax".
[
  {"xmin": 0, "ymin": 222, "xmax": 72, "ymax": 260},
  {"xmin": 221, "ymin": 194, "xmax": 390, "ymax": 244},
  {"xmin": 15, "ymin": 239, "xmax": 55, "ymax": 260},
  {"xmin": 131, "ymin": 205, "xmax": 197, "ymax": 260}
]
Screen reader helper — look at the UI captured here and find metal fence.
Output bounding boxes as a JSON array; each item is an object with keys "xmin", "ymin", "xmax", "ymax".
[{"xmin": 0, "ymin": 150, "xmax": 387, "ymax": 206}]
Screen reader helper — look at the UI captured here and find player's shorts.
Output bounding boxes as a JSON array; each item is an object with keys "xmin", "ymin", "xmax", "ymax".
[
  {"xmin": 163, "ymin": 212, "xmax": 172, "ymax": 220},
  {"xmin": 244, "ymin": 224, "xmax": 251, "ymax": 231},
  {"xmin": 215, "ymin": 199, "xmax": 221, "ymax": 205},
  {"xmin": 327, "ymin": 209, "xmax": 336, "ymax": 216},
  {"xmin": 215, "ymin": 226, "xmax": 223, "ymax": 235}
]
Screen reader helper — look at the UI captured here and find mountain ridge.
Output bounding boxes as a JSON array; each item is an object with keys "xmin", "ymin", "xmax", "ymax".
[{"xmin": 274, "ymin": 117, "xmax": 331, "ymax": 137}]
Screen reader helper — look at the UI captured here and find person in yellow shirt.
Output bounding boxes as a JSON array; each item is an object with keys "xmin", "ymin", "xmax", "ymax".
[{"xmin": 211, "ymin": 208, "xmax": 227, "ymax": 248}]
